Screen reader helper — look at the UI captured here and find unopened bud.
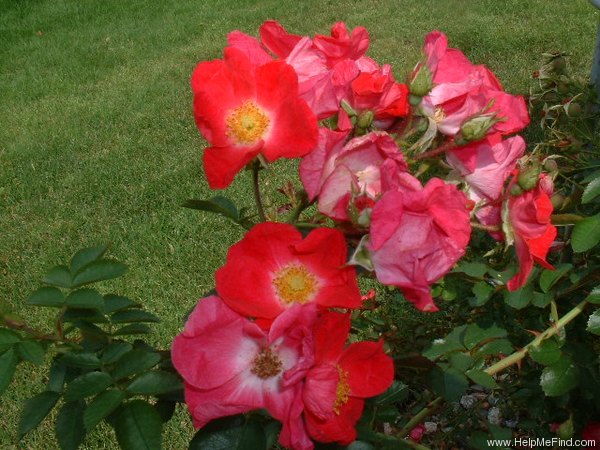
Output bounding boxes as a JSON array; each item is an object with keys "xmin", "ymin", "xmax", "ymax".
[
  {"xmin": 551, "ymin": 56, "xmax": 567, "ymax": 72},
  {"xmin": 509, "ymin": 183, "xmax": 524, "ymax": 196},
  {"xmin": 543, "ymin": 159, "xmax": 558, "ymax": 172},
  {"xmin": 565, "ymin": 102, "xmax": 582, "ymax": 117},
  {"xmin": 551, "ymin": 193, "xmax": 565, "ymax": 210},
  {"xmin": 410, "ymin": 64, "xmax": 433, "ymax": 97},
  {"xmin": 542, "ymin": 91, "xmax": 560, "ymax": 102},
  {"xmin": 540, "ymin": 79, "xmax": 556, "ymax": 90},
  {"xmin": 557, "ymin": 82, "xmax": 570, "ymax": 94},
  {"xmin": 357, "ymin": 110, "xmax": 374, "ymax": 130},
  {"xmin": 455, "ymin": 114, "xmax": 499, "ymax": 145},
  {"xmin": 409, "ymin": 94, "xmax": 422, "ymax": 106},
  {"xmin": 517, "ymin": 166, "xmax": 541, "ymax": 191}
]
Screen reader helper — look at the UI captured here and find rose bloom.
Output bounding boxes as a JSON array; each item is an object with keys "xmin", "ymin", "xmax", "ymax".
[
  {"xmin": 446, "ymin": 133, "xmax": 526, "ymax": 202},
  {"xmin": 216, "ymin": 222, "xmax": 362, "ymax": 326},
  {"xmin": 420, "ymin": 30, "xmax": 529, "ymax": 138},
  {"xmin": 191, "ymin": 47, "xmax": 317, "ymax": 189},
  {"xmin": 228, "ymin": 21, "xmax": 377, "ymax": 119},
  {"xmin": 337, "ymin": 65, "xmax": 410, "ymax": 131},
  {"xmin": 368, "ymin": 178, "xmax": 471, "ymax": 311},
  {"xmin": 303, "ymin": 311, "xmax": 394, "ymax": 445},
  {"xmin": 505, "ymin": 173, "xmax": 556, "ymax": 291},
  {"xmin": 171, "ymin": 295, "xmax": 317, "ymax": 450},
  {"xmin": 300, "ymin": 129, "xmax": 407, "ymax": 222}
]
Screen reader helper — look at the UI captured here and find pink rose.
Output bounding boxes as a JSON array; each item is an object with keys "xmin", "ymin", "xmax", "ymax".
[
  {"xmin": 337, "ymin": 65, "xmax": 410, "ymax": 131},
  {"xmin": 505, "ymin": 173, "xmax": 556, "ymax": 291},
  {"xmin": 421, "ymin": 31, "xmax": 529, "ymax": 139},
  {"xmin": 300, "ymin": 130, "xmax": 407, "ymax": 222},
  {"xmin": 447, "ymin": 134, "xmax": 525, "ymax": 202},
  {"xmin": 171, "ymin": 296, "xmax": 317, "ymax": 450},
  {"xmin": 368, "ymin": 178, "xmax": 471, "ymax": 311}
]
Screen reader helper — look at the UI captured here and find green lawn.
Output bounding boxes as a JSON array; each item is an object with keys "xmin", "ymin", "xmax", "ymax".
[{"xmin": 0, "ymin": 0, "xmax": 598, "ymax": 448}]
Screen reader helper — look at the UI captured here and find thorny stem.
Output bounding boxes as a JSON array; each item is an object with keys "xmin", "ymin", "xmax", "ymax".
[
  {"xmin": 252, "ymin": 160, "xmax": 267, "ymax": 222},
  {"xmin": 393, "ymin": 298, "xmax": 589, "ymax": 446},
  {"xmin": 484, "ymin": 299, "xmax": 588, "ymax": 375},
  {"xmin": 413, "ymin": 139, "xmax": 456, "ymax": 161}
]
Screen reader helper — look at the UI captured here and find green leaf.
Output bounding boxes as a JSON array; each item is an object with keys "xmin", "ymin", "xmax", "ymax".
[
  {"xmin": 182, "ymin": 196, "xmax": 240, "ymax": 222},
  {"xmin": 66, "ymin": 288, "xmax": 104, "ymax": 310},
  {"xmin": 423, "ymin": 325, "xmax": 467, "ymax": 360},
  {"xmin": 475, "ymin": 339, "xmax": 513, "ymax": 357},
  {"xmin": 26, "ymin": 286, "xmax": 65, "ymax": 307},
  {"xmin": 112, "ymin": 323, "xmax": 152, "ymax": 336},
  {"xmin": 72, "ymin": 259, "xmax": 128, "ymax": 287},
  {"xmin": 455, "ymin": 262, "xmax": 488, "ymax": 278},
  {"xmin": 465, "ymin": 368, "xmax": 497, "ymax": 389},
  {"xmin": 62, "ymin": 352, "xmax": 102, "ymax": 369},
  {"xmin": 101, "ymin": 343, "xmax": 133, "ymax": 364},
  {"xmin": 112, "ymin": 349, "xmax": 161, "ymax": 380},
  {"xmin": 539, "ymin": 264, "xmax": 572, "ymax": 293},
  {"xmin": 47, "ymin": 360, "xmax": 67, "ymax": 392},
  {"xmin": 471, "ymin": 281, "xmax": 494, "ymax": 306},
  {"xmin": 84, "ymin": 389, "xmax": 125, "ymax": 431},
  {"xmin": 263, "ymin": 421, "xmax": 281, "ymax": 450},
  {"xmin": 189, "ymin": 415, "xmax": 266, "ymax": 450},
  {"xmin": 17, "ymin": 340, "xmax": 45, "ymax": 365},
  {"xmin": 530, "ymin": 339, "xmax": 561, "ymax": 365},
  {"xmin": 374, "ymin": 381, "xmax": 409, "ymax": 406},
  {"xmin": 18, "ymin": 391, "xmax": 60, "ymax": 437},
  {"xmin": 532, "ymin": 291, "xmax": 553, "ymax": 308},
  {"xmin": 582, "ymin": 176, "xmax": 600, "ymax": 204},
  {"xmin": 0, "ymin": 328, "xmax": 21, "ymax": 353},
  {"xmin": 540, "ymin": 356, "xmax": 580, "ymax": 396},
  {"xmin": 126, "ymin": 371, "xmax": 182, "ymax": 395},
  {"xmin": 429, "ymin": 367, "xmax": 469, "ymax": 402},
  {"xmin": 115, "ymin": 400, "xmax": 162, "ymax": 450},
  {"xmin": 0, "ymin": 348, "xmax": 18, "ymax": 395},
  {"xmin": 103, "ymin": 294, "xmax": 139, "ymax": 313},
  {"xmin": 70, "ymin": 244, "xmax": 109, "ymax": 275},
  {"xmin": 43, "ymin": 265, "xmax": 72, "ymax": 288},
  {"xmin": 111, "ymin": 310, "xmax": 160, "ymax": 324},
  {"xmin": 587, "ymin": 310, "xmax": 600, "ymax": 335},
  {"xmin": 56, "ymin": 401, "xmax": 86, "ymax": 450},
  {"xmin": 448, "ymin": 352, "xmax": 475, "ymax": 372},
  {"xmin": 571, "ymin": 214, "xmax": 600, "ymax": 252},
  {"xmin": 463, "ymin": 324, "xmax": 507, "ymax": 350},
  {"xmin": 71, "ymin": 320, "xmax": 109, "ymax": 342},
  {"xmin": 64, "ymin": 371, "xmax": 113, "ymax": 401},
  {"xmin": 586, "ymin": 287, "xmax": 600, "ymax": 305},
  {"xmin": 503, "ymin": 284, "xmax": 532, "ymax": 309}
]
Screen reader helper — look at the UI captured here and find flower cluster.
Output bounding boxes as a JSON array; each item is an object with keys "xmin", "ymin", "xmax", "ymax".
[
  {"xmin": 182, "ymin": 21, "xmax": 560, "ymax": 449},
  {"xmin": 172, "ymin": 224, "xmax": 393, "ymax": 449}
]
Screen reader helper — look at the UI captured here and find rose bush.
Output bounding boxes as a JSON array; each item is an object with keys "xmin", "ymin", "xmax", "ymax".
[{"xmin": 1, "ymin": 21, "xmax": 600, "ymax": 450}]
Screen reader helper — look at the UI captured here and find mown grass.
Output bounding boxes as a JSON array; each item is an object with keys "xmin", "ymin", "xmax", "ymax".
[{"xmin": 0, "ymin": 0, "xmax": 597, "ymax": 448}]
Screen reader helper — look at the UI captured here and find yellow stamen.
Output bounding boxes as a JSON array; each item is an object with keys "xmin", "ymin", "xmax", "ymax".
[
  {"xmin": 250, "ymin": 347, "xmax": 283, "ymax": 379},
  {"xmin": 333, "ymin": 365, "xmax": 351, "ymax": 415},
  {"xmin": 433, "ymin": 107, "xmax": 446, "ymax": 123},
  {"xmin": 226, "ymin": 100, "xmax": 270, "ymax": 145},
  {"xmin": 272, "ymin": 264, "xmax": 318, "ymax": 305}
]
